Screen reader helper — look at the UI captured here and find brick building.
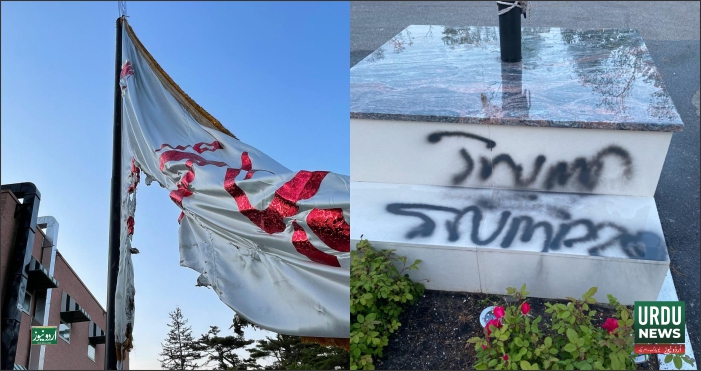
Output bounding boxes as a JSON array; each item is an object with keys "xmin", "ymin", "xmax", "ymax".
[{"xmin": 1, "ymin": 184, "xmax": 129, "ymax": 370}]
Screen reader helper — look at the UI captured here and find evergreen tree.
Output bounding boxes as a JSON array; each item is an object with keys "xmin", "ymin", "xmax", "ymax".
[
  {"xmin": 195, "ymin": 326, "xmax": 257, "ymax": 370},
  {"xmin": 232, "ymin": 314, "xmax": 348, "ymax": 370},
  {"xmin": 158, "ymin": 307, "xmax": 202, "ymax": 370},
  {"xmin": 249, "ymin": 334, "xmax": 348, "ymax": 370}
]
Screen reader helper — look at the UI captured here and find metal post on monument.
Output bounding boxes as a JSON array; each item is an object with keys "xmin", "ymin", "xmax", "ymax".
[
  {"xmin": 497, "ymin": 1, "xmax": 526, "ymax": 62},
  {"xmin": 105, "ymin": 15, "xmax": 123, "ymax": 371}
]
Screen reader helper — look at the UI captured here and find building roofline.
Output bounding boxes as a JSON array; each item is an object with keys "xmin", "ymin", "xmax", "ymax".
[
  {"xmin": 55, "ymin": 250, "xmax": 107, "ymax": 316},
  {"xmin": 2, "ymin": 189, "xmax": 21, "ymax": 204}
]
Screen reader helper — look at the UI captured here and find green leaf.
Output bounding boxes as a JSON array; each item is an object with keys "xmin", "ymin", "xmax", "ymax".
[
  {"xmin": 561, "ymin": 311, "xmax": 571, "ymax": 319},
  {"xmin": 586, "ymin": 296, "xmax": 597, "ymax": 304},
  {"xmin": 665, "ymin": 354, "xmax": 674, "ymax": 363},
  {"xmin": 405, "ymin": 293, "xmax": 413, "ymax": 300},
  {"xmin": 610, "ymin": 353, "xmax": 621, "ymax": 370},
  {"xmin": 544, "ymin": 336, "xmax": 552, "ymax": 347},
  {"xmin": 674, "ymin": 357, "xmax": 682, "ymax": 369},
  {"xmin": 474, "ymin": 363, "xmax": 488, "ymax": 370},
  {"xmin": 563, "ymin": 343, "xmax": 577, "ymax": 352},
  {"xmin": 578, "ymin": 361, "xmax": 592, "ymax": 370},
  {"xmin": 488, "ymin": 359, "xmax": 498, "ymax": 367},
  {"xmin": 566, "ymin": 328, "xmax": 578, "ymax": 343},
  {"xmin": 621, "ymin": 309, "xmax": 629, "ymax": 321},
  {"xmin": 520, "ymin": 360, "xmax": 532, "ymax": 369},
  {"xmin": 357, "ymin": 314, "xmax": 365, "ymax": 324},
  {"xmin": 585, "ymin": 287, "xmax": 598, "ymax": 298}
]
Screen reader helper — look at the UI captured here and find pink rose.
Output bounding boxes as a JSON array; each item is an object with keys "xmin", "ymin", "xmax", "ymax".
[
  {"xmin": 486, "ymin": 318, "xmax": 503, "ymax": 335},
  {"xmin": 482, "ymin": 344, "xmax": 487, "ymax": 350},
  {"xmin": 503, "ymin": 354, "xmax": 509, "ymax": 361},
  {"xmin": 520, "ymin": 302, "xmax": 531, "ymax": 315},
  {"xmin": 494, "ymin": 306, "xmax": 505, "ymax": 319},
  {"xmin": 602, "ymin": 318, "xmax": 619, "ymax": 334}
]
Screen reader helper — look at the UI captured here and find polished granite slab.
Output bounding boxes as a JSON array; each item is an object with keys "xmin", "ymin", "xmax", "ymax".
[{"xmin": 350, "ymin": 26, "xmax": 683, "ymax": 132}]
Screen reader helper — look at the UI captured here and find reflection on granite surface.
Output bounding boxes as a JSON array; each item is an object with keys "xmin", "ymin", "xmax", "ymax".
[{"xmin": 350, "ymin": 26, "xmax": 683, "ymax": 132}]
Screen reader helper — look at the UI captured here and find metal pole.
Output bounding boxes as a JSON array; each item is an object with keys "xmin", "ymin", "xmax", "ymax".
[
  {"xmin": 105, "ymin": 16, "xmax": 123, "ymax": 371},
  {"xmin": 497, "ymin": 1, "xmax": 522, "ymax": 62}
]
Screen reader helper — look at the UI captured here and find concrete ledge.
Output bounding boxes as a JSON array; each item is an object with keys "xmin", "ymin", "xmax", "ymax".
[
  {"xmin": 351, "ymin": 118, "xmax": 672, "ymax": 197},
  {"xmin": 352, "ymin": 181, "xmax": 669, "ymax": 304}
]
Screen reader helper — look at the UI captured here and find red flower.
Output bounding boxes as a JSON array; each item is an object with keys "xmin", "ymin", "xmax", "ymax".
[
  {"xmin": 486, "ymin": 318, "xmax": 503, "ymax": 335},
  {"xmin": 494, "ymin": 306, "xmax": 505, "ymax": 319},
  {"xmin": 482, "ymin": 344, "xmax": 487, "ymax": 350},
  {"xmin": 503, "ymin": 354, "xmax": 509, "ymax": 361},
  {"xmin": 602, "ymin": 318, "xmax": 619, "ymax": 334},
  {"xmin": 520, "ymin": 302, "xmax": 531, "ymax": 315}
]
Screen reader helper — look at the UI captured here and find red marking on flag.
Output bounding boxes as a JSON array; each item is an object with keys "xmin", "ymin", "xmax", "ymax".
[
  {"xmin": 127, "ymin": 157, "xmax": 140, "ymax": 194},
  {"xmin": 157, "ymin": 142, "xmax": 347, "ymax": 267},
  {"xmin": 155, "ymin": 141, "xmax": 223, "ymax": 154},
  {"xmin": 291, "ymin": 221, "xmax": 340, "ymax": 267},
  {"xmin": 306, "ymin": 208, "xmax": 350, "ymax": 252},
  {"xmin": 225, "ymin": 165, "xmax": 328, "ymax": 234},
  {"xmin": 158, "ymin": 145, "xmax": 228, "ymax": 217},
  {"xmin": 158, "ymin": 150, "xmax": 228, "ymax": 172},
  {"xmin": 169, "ymin": 159, "xmax": 196, "ymax": 208},
  {"xmin": 121, "ymin": 61, "xmax": 134, "ymax": 79},
  {"xmin": 126, "ymin": 216, "xmax": 135, "ymax": 235},
  {"xmin": 120, "ymin": 61, "xmax": 134, "ymax": 93}
]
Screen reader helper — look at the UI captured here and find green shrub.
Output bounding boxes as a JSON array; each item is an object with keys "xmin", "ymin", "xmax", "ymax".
[
  {"xmin": 468, "ymin": 285, "xmax": 639, "ymax": 370},
  {"xmin": 350, "ymin": 239, "xmax": 425, "ymax": 370}
]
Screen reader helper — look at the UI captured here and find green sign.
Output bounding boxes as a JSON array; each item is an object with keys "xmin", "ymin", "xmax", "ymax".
[
  {"xmin": 31, "ymin": 326, "xmax": 58, "ymax": 345},
  {"xmin": 634, "ymin": 301, "xmax": 685, "ymax": 344}
]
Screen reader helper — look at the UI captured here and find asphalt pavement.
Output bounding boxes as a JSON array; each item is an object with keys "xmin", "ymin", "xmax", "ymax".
[{"xmin": 351, "ymin": 1, "xmax": 700, "ymax": 363}]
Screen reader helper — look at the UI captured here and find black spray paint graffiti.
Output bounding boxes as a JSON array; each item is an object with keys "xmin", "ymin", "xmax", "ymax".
[
  {"xmin": 386, "ymin": 202, "xmax": 664, "ymax": 261},
  {"xmin": 427, "ymin": 131, "xmax": 633, "ymax": 190}
]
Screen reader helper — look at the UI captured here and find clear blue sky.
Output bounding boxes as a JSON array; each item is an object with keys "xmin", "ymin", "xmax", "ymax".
[{"xmin": 1, "ymin": 2, "xmax": 349, "ymax": 369}]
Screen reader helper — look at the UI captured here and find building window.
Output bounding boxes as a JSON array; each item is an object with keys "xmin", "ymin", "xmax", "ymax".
[
  {"xmin": 58, "ymin": 320, "xmax": 70, "ymax": 343},
  {"xmin": 88, "ymin": 344, "xmax": 96, "ymax": 361},
  {"xmin": 22, "ymin": 291, "xmax": 32, "ymax": 314}
]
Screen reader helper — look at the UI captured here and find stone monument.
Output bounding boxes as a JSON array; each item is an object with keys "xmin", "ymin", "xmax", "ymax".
[{"xmin": 350, "ymin": 25, "xmax": 683, "ymax": 305}]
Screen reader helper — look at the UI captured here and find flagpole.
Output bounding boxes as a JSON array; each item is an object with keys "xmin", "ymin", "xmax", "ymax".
[{"xmin": 105, "ymin": 16, "xmax": 123, "ymax": 371}]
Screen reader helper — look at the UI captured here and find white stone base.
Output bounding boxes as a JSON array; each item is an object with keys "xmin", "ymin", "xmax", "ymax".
[
  {"xmin": 351, "ymin": 181, "xmax": 670, "ymax": 305},
  {"xmin": 351, "ymin": 118, "xmax": 673, "ymax": 197}
]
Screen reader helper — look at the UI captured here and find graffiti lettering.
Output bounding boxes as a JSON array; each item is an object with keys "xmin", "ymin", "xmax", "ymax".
[
  {"xmin": 428, "ymin": 131, "xmax": 633, "ymax": 190},
  {"xmin": 386, "ymin": 202, "xmax": 663, "ymax": 260}
]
